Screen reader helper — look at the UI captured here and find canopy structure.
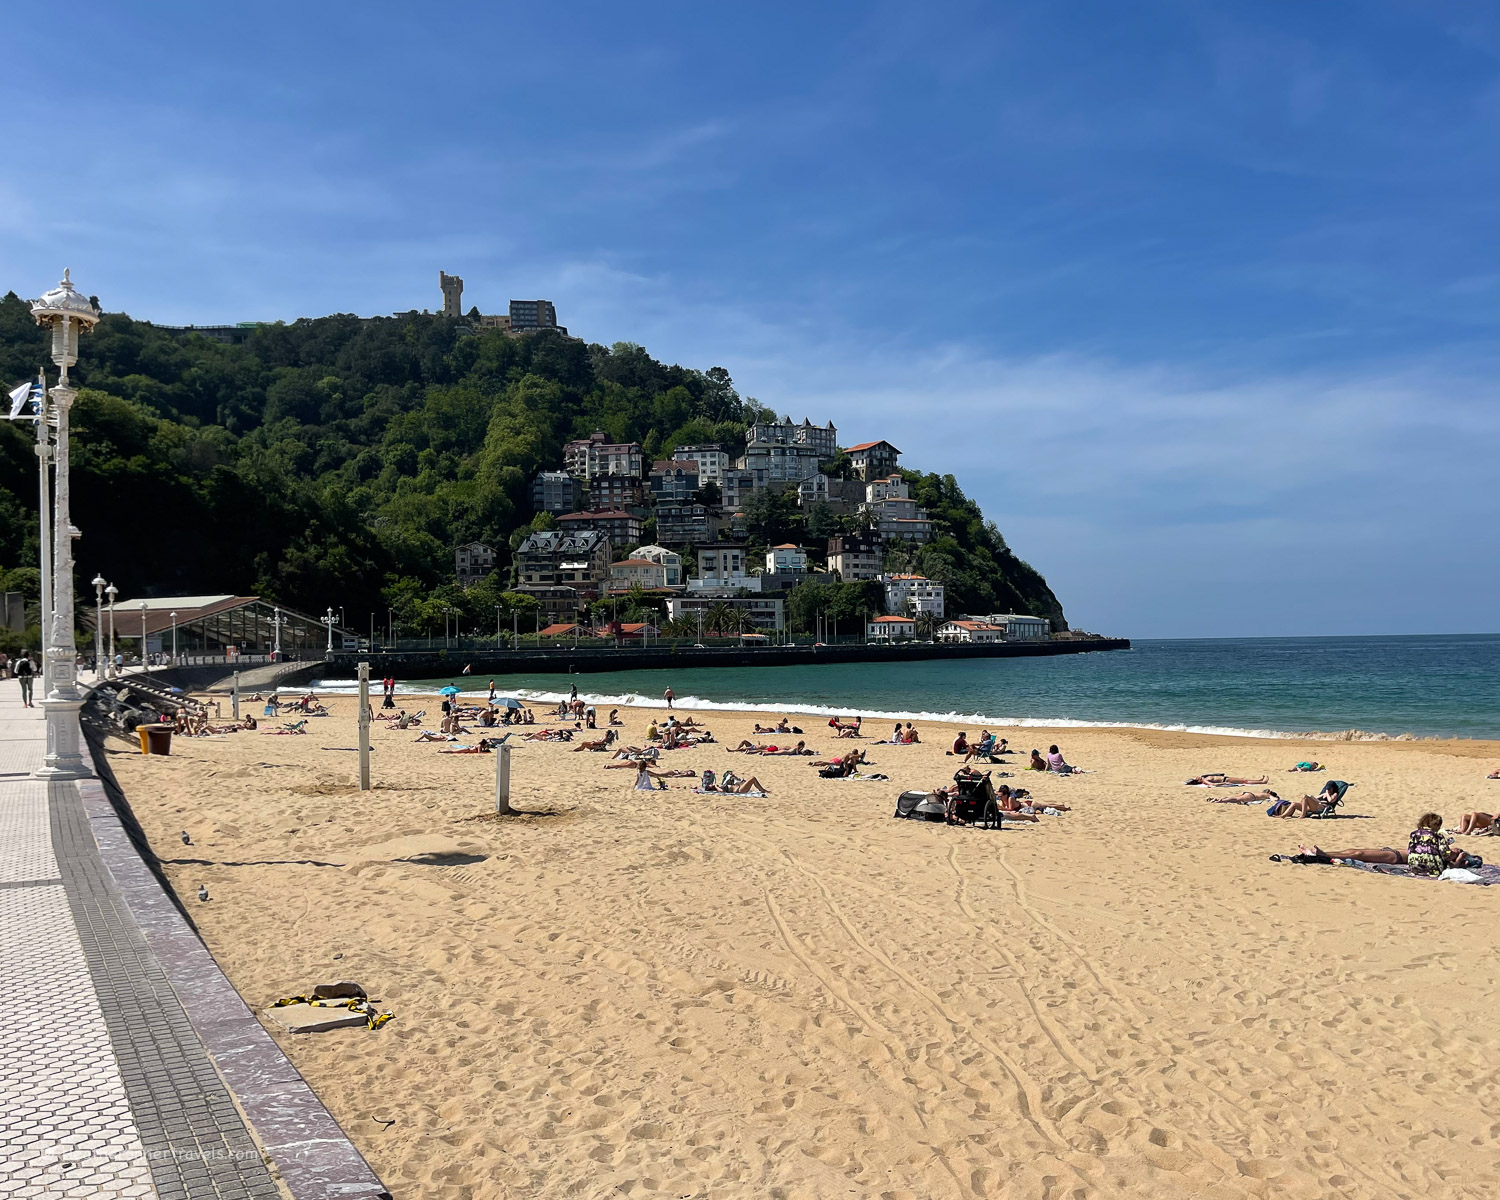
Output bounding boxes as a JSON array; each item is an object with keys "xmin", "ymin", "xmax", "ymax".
[{"xmin": 101, "ymin": 595, "xmax": 356, "ymax": 656}]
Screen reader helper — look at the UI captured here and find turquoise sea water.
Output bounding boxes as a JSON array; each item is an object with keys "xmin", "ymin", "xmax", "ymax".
[{"xmin": 353, "ymin": 635, "xmax": 1500, "ymax": 741}]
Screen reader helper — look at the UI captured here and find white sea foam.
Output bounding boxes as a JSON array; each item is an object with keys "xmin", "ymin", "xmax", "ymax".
[{"xmin": 300, "ymin": 680, "xmax": 1414, "ymax": 740}]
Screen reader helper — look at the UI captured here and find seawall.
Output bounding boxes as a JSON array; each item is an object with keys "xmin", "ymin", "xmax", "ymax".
[{"xmin": 266, "ymin": 637, "xmax": 1131, "ymax": 686}]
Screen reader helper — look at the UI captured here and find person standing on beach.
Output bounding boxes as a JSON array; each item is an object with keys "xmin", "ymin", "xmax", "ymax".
[
  {"xmin": 570, "ymin": 682, "xmax": 578, "ymax": 701},
  {"xmin": 14, "ymin": 653, "xmax": 36, "ymax": 707},
  {"xmin": 664, "ymin": 686, "xmax": 675, "ymax": 709}
]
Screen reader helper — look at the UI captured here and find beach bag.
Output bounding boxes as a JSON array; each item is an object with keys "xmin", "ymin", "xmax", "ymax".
[
  {"xmin": 1266, "ymin": 800, "xmax": 1290, "ymax": 817},
  {"xmin": 820, "ymin": 765, "xmax": 846, "ymax": 779}
]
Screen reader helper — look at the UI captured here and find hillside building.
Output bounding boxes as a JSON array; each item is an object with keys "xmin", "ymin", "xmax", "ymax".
[
  {"xmin": 530, "ymin": 470, "xmax": 582, "ymax": 515},
  {"xmin": 608, "ymin": 558, "xmax": 672, "ymax": 592},
  {"xmin": 655, "ymin": 503, "xmax": 719, "ymax": 546},
  {"xmin": 630, "ymin": 545, "xmax": 684, "ymax": 587},
  {"xmin": 563, "ymin": 432, "xmax": 644, "ymax": 480},
  {"xmin": 649, "ymin": 461, "xmax": 699, "ymax": 503},
  {"xmin": 884, "ymin": 574, "xmax": 945, "ymax": 619},
  {"xmin": 688, "ymin": 544, "xmax": 760, "ymax": 593},
  {"xmin": 557, "ymin": 509, "xmax": 642, "ymax": 548},
  {"xmin": 514, "ymin": 530, "xmax": 611, "ymax": 599},
  {"xmin": 846, "ymin": 440, "xmax": 901, "ymax": 481},
  {"xmin": 587, "ymin": 475, "xmax": 646, "ymax": 510},
  {"xmin": 454, "ymin": 541, "xmax": 496, "ymax": 589},
  {"xmin": 827, "ymin": 533, "xmax": 883, "ymax": 581},
  {"xmin": 673, "ymin": 444, "xmax": 729, "ymax": 483},
  {"xmin": 765, "ymin": 544, "xmax": 808, "ymax": 574}
]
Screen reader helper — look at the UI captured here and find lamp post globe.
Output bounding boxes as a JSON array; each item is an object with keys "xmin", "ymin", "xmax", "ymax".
[{"xmin": 30, "ymin": 271, "xmax": 100, "ymax": 780}]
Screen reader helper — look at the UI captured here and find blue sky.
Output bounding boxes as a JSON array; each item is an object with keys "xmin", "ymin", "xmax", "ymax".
[{"xmin": 4, "ymin": 1, "xmax": 1498, "ymax": 637}]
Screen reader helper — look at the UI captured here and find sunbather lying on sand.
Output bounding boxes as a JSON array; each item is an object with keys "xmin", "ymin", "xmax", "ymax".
[
  {"xmin": 1287, "ymin": 762, "xmax": 1323, "ymax": 772},
  {"xmin": 524, "ymin": 728, "xmax": 573, "ymax": 742},
  {"xmin": 812, "ymin": 749, "xmax": 866, "ymax": 769},
  {"xmin": 1489, "ymin": 769, "xmax": 1500, "ymax": 779},
  {"xmin": 1186, "ymin": 773, "xmax": 1270, "ymax": 786},
  {"xmin": 753, "ymin": 718, "xmax": 796, "ymax": 734},
  {"xmin": 438, "ymin": 739, "xmax": 507, "ymax": 754},
  {"xmin": 1206, "ymin": 788, "xmax": 1282, "ymax": 805},
  {"xmin": 1456, "ymin": 811, "xmax": 1497, "ymax": 835},
  {"xmin": 828, "ymin": 716, "xmax": 863, "ymax": 738},
  {"xmin": 415, "ymin": 731, "xmax": 456, "ymax": 742},
  {"xmin": 1273, "ymin": 827, "xmax": 1476, "ymax": 871},
  {"xmin": 608, "ymin": 745, "xmax": 657, "ymax": 763},
  {"xmin": 572, "ymin": 731, "xmax": 618, "ymax": 751}
]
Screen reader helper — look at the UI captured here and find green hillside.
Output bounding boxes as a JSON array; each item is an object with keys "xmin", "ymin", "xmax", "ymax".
[{"xmin": 0, "ymin": 296, "xmax": 1066, "ymax": 642}]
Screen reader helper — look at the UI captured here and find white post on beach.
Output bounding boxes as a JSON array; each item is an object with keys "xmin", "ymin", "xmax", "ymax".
[
  {"xmin": 495, "ymin": 743, "xmax": 513, "ymax": 815},
  {"xmin": 232, "ymin": 671, "xmax": 240, "ymax": 720},
  {"xmin": 357, "ymin": 661, "xmax": 371, "ymax": 792}
]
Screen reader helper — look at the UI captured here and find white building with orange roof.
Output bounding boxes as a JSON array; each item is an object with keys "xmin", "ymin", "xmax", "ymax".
[
  {"xmin": 765, "ymin": 544, "xmax": 808, "ymax": 573},
  {"xmin": 845, "ymin": 440, "xmax": 901, "ymax": 480},
  {"xmin": 883, "ymin": 574, "xmax": 945, "ymax": 618},
  {"xmin": 867, "ymin": 615, "xmax": 917, "ymax": 641},
  {"xmin": 936, "ymin": 619, "xmax": 1007, "ymax": 644}
]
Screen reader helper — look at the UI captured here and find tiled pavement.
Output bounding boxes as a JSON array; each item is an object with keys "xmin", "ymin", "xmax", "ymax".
[{"xmin": 0, "ymin": 685, "xmax": 391, "ymax": 1200}]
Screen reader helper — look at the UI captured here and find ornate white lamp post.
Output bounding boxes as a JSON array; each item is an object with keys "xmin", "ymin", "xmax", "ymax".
[
  {"xmin": 324, "ymin": 607, "xmax": 335, "ymax": 654},
  {"xmin": 272, "ymin": 606, "xmax": 283, "ymax": 660},
  {"xmin": 139, "ymin": 601, "xmax": 149, "ymax": 673},
  {"xmin": 170, "ymin": 610, "xmax": 178, "ymax": 664},
  {"xmin": 91, "ymin": 574, "xmax": 106, "ymax": 678},
  {"xmin": 31, "ymin": 271, "xmax": 100, "ymax": 780},
  {"xmin": 105, "ymin": 583, "xmax": 117, "ymax": 678}
]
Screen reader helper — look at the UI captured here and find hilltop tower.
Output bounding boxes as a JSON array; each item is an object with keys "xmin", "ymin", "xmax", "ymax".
[{"xmin": 439, "ymin": 271, "xmax": 464, "ymax": 318}]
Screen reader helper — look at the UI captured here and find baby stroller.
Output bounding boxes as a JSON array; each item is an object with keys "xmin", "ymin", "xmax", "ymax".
[{"xmin": 949, "ymin": 771, "xmax": 1003, "ymax": 829}]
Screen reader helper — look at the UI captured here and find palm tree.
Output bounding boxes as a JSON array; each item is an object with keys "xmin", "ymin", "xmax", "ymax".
[{"xmin": 704, "ymin": 602, "xmax": 737, "ymax": 635}]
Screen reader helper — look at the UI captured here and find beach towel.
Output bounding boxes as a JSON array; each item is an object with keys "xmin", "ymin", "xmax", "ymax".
[{"xmin": 1335, "ymin": 859, "xmax": 1500, "ymax": 884}]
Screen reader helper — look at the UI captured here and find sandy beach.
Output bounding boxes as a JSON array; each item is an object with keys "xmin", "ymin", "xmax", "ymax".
[{"xmin": 108, "ymin": 693, "xmax": 1500, "ymax": 1199}]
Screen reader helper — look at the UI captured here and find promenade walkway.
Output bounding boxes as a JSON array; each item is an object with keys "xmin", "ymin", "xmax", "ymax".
[{"xmin": 0, "ymin": 689, "xmax": 389, "ymax": 1200}]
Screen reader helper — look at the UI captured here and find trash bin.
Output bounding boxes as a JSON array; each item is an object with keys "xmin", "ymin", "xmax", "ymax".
[{"xmin": 137, "ymin": 724, "xmax": 173, "ymax": 756}]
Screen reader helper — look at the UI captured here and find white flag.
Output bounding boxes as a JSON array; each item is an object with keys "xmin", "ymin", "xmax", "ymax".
[
  {"xmin": 6, "ymin": 379, "xmax": 31, "ymax": 418},
  {"xmin": 5, "ymin": 376, "xmax": 41, "ymax": 419}
]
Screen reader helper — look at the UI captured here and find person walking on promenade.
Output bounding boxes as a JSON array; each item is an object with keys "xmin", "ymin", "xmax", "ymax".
[
  {"xmin": 14, "ymin": 653, "xmax": 36, "ymax": 707},
  {"xmin": 664, "ymin": 686, "xmax": 675, "ymax": 710}
]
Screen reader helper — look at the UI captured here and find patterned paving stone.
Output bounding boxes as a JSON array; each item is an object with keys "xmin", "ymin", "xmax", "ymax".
[
  {"xmin": 0, "ymin": 885, "xmax": 156, "ymax": 1198},
  {"xmin": 0, "ymin": 781, "xmax": 59, "ymax": 883}
]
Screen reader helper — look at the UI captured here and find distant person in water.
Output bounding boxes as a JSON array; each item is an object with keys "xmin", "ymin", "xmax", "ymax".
[{"xmin": 664, "ymin": 686, "xmax": 675, "ymax": 709}]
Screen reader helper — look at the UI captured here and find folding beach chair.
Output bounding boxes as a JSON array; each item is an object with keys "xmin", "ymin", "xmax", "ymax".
[{"xmin": 1307, "ymin": 780, "xmax": 1351, "ymax": 818}]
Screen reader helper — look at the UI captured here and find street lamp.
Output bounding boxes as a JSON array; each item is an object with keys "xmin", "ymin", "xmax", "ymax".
[
  {"xmin": 106, "ymin": 584, "xmax": 117, "ymax": 678},
  {"xmin": 170, "ymin": 611, "xmax": 178, "ymax": 664},
  {"xmin": 140, "ymin": 602, "xmax": 149, "ymax": 673},
  {"xmin": 31, "ymin": 270, "xmax": 100, "ymax": 780},
  {"xmin": 91, "ymin": 575, "xmax": 106, "ymax": 678},
  {"xmin": 272, "ymin": 607, "xmax": 283, "ymax": 660},
  {"xmin": 324, "ymin": 606, "xmax": 335, "ymax": 655}
]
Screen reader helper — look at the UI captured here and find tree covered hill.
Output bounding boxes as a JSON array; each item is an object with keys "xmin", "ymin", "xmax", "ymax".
[{"xmin": 0, "ymin": 295, "xmax": 1065, "ymax": 637}]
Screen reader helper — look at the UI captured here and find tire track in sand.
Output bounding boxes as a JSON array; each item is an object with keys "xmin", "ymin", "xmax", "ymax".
[
  {"xmin": 944, "ymin": 843, "xmax": 1098, "ymax": 1079},
  {"xmin": 780, "ymin": 851, "xmax": 1066, "ymax": 1150},
  {"xmin": 962, "ymin": 844, "xmax": 1413, "ymax": 1197},
  {"xmin": 762, "ymin": 888, "xmax": 974, "ymax": 1195}
]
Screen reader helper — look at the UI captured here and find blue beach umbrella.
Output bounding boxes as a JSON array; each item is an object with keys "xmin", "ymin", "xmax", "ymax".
[
  {"xmin": 439, "ymin": 685, "xmax": 462, "ymax": 696},
  {"xmin": 492, "ymin": 697, "xmax": 522, "ymax": 709}
]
